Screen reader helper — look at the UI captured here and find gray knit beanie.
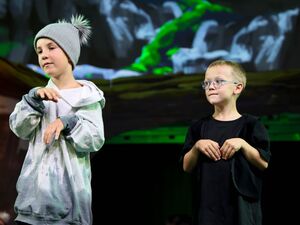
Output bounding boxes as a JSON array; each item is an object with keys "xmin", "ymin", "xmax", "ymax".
[{"xmin": 34, "ymin": 14, "xmax": 91, "ymax": 69}]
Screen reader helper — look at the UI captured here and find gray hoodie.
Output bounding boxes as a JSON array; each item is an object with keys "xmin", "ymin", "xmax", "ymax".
[{"xmin": 9, "ymin": 79, "xmax": 105, "ymax": 225}]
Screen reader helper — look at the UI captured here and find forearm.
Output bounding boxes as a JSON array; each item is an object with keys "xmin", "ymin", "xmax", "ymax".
[
  {"xmin": 24, "ymin": 87, "xmax": 45, "ymax": 113},
  {"xmin": 241, "ymin": 140, "xmax": 269, "ymax": 170},
  {"xmin": 9, "ymin": 89, "xmax": 44, "ymax": 139},
  {"xmin": 183, "ymin": 146, "xmax": 200, "ymax": 173},
  {"xmin": 66, "ymin": 103, "xmax": 105, "ymax": 152}
]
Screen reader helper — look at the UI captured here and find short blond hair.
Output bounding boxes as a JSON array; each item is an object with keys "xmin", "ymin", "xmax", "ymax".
[{"xmin": 207, "ymin": 60, "xmax": 247, "ymax": 89}]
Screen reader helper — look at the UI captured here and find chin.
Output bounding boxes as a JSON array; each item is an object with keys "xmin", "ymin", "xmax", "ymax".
[{"xmin": 207, "ymin": 97, "xmax": 217, "ymax": 104}]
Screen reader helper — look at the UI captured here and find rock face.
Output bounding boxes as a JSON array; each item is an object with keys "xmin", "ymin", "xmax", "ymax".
[
  {"xmin": 0, "ymin": 0, "xmax": 300, "ymax": 75},
  {"xmin": 172, "ymin": 8, "xmax": 300, "ymax": 73}
]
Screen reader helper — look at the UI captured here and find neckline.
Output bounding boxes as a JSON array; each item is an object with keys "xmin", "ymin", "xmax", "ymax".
[{"xmin": 211, "ymin": 114, "xmax": 243, "ymax": 123}]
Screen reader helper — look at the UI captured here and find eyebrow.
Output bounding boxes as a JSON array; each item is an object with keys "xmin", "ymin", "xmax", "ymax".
[
  {"xmin": 205, "ymin": 76, "xmax": 225, "ymax": 80},
  {"xmin": 36, "ymin": 41, "xmax": 57, "ymax": 49}
]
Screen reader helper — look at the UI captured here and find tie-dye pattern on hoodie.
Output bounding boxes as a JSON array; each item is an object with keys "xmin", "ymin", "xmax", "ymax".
[{"xmin": 9, "ymin": 79, "xmax": 105, "ymax": 225}]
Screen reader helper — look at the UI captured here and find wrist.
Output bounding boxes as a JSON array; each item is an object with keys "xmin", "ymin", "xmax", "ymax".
[{"xmin": 29, "ymin": 87, "xmax": 43, "ymax": 100}]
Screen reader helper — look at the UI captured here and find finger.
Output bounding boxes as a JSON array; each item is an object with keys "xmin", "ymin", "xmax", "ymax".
[
  {"xmin": 211, "ymin": 143, "xmax": 221, "ymax": 158},
  {"xmin": 45, "ymin": 91, "xmax": 55, "ymax": 101},
  {"xmin": 41, "ymin": 90, "xmax": 52, "ymax": 100},
  {"xmin": 38, "ymin": 90, "xmax": 45, "ymax": 99},
  {"xmin": 44, "ymin": 127, "xmax": 54, "ymax": 144},
  {"xmin": 46, "ymin": 133, "xmax": 55, "ymax": 145},
  {"xmin": 222, "ymin": 150, "xmax": 229, "ymax": 160},
  {"xmin": 52, "ymin": 91, "xmax": 61, "ymax": 102},
  {"xmin": 220, "ymin": 145, "xmax": 227, "ymax": 159},
  {"xmin": 221, "ymin": 145, "xmax": 232, "ymax": 160},
  {"xmin": 53, "ymin": 90, "xmax": 61, "ymax": 98},
  {"xmin": 226, "ymin": 150, "xmax": 235, "ymax": 159},
  {"xmin": 55, "ymin": 128, "xmax": 61, "ymax": 140},
  {"xmin": 43, "ymin": 131, "xmax": 49, "ymax": 144},
  {"xmin": 207, "ymin": 146, "xmax": 220, "ymax": 161},
  {"xmin": 49, "ymin": 90, "xmax": 60, "ymax": 102},
  {"xmin": 44, "ymin": 92, "xmax": 58, "ymax": 102}
]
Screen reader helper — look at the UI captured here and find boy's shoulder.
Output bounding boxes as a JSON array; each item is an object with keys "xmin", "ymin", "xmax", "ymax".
[
  {"xmin": 242, "ymin": 113, "xmax": 261, "ymax": 123},
  {"xmin": 188, "ymin": 115, "xmax": 211, "ymax": 129}
]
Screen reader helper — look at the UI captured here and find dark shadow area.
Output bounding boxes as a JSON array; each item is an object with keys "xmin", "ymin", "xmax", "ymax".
[
  {"xmin": 91, "ymin": 142, "xmax": 300, "ymax": 225},
  {"xmin": 261, "ymin": 141, "xmax": 299, "ymax": 225},
  {"xmin": 91, "ymin": 144, "xmax": 193, "ymax": 225},
  {"xmin": 1, "ymin": 139, "xmax": 298, "ymax": 225}
]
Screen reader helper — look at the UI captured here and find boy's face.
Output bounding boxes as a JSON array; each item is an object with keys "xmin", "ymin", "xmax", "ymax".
[
  {"xmin": 36, "ymin": 38, "xmax": 72, "ymax": 78},
  {"xmin": 203, "ymin": 65, "xmax": 243, "ymax": 106}
]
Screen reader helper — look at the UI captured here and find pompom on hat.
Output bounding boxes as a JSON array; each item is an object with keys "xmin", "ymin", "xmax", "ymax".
[{"xmin": 34, "ymin": 14, "xmax": 91, "ymax": 69}]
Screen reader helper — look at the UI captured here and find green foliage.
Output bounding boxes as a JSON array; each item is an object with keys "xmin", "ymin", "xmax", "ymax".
[
  {"xmin": 0, "ymin": 42, "xmax": 18, "ymax": 57},
  {"xmin": 85, "ymin": 73, "xmax": 93, "ymax": 79},
  {"xmin": 126, "ymin": 0, "xmax": 232, "ymax": 75},
  {"xmin": 153, "ymin": 66, "xmax": 173, "ymax": 75},
  {"xmin": 166, "ymin": 47, "xmax": 180, "ymax": 58}
]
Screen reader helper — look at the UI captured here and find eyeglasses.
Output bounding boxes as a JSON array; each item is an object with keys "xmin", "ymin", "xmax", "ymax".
[{"xmin": 201, "ymin": 79, "xmax": 239, "ymax": 90}]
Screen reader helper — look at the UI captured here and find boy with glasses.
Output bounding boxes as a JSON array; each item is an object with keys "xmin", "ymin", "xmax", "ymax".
[{"xmin": 180, "ymin": 60, "xmax": 271, "ymax": 225}]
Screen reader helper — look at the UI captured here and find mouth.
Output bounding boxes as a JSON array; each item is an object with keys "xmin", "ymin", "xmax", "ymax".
[{"xmin": 43, "ymin": 62, "xmax": 52, "ymax": 68}]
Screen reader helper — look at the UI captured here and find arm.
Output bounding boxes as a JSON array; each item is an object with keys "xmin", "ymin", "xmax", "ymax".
[
  {"xmin": 183, "ymin": 139, "xmax": 221, "ymax": 172},
  {"xmin": 9, "ymin": 88, "xmax": 44, "ymax": 140},
  {"xmin": 9, "ymin": 87, "xmax": 61, "ymax": 140},
  {"xmin": 242, "ymin": 119, "xmax": 271, "ymax": 170},
  {"xmin": 220, "ymin": 119, "xmax": 271, "ymax": 171},
  {"xmin": 240, "ymin": 140, "xmax": 268, "ymax": 170},
  {"xmin": 181, "ymin": 125, "xmax": 198, "ymax": 173},
  {"xmin": 183, "ymin": 146, "xmax": 200, "ymax": 173},
  {"xmin": 64, "ymin": 102, "xmax": 105, "ymax": 153},
  {"xmin": 220, "ymin": 138, "xmax": 268, "ymax": 170}
]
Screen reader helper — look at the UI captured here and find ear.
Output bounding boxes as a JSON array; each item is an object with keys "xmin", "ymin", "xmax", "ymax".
[{"xmin": 233, "ymin": 83, "xmax": 244, "ymax": 95}]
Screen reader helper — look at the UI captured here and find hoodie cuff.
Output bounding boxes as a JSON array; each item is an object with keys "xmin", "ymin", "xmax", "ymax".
[
  {"xmin": 23, "ymin": 87, "xmax": 45, "ymax": 113},
  {"xmin": 59, "ymin": 115, "xmax": 79, "ymax": 134}
]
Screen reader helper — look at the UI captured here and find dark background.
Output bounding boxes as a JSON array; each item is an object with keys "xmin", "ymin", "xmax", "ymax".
[{"xmin": 90, "ymin": 142, "xmax": 299, "ymax": 225}]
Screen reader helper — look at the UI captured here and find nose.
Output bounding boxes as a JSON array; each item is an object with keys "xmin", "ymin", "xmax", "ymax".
[
  {"xmin": 41, "ymin": 52, "xmax": 48, "ymax": 60},
  {"xmin": 38, "ymin": 49, "xmax": 49, "ymax": 60}
]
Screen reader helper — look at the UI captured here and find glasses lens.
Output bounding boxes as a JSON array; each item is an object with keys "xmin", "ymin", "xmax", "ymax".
[
  {"xmin": 201, "ymin": 81, "xmax": 208, "ymax": 89},
  {"xmin": 214, "ymin": 79, "xmax": 223, "ymax": 88}
]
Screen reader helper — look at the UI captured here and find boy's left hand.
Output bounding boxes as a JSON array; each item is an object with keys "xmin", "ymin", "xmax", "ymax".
[
  {"xmin": 43, "ymin": 118, "xmax": 64, "ymax": 144},
  {"xmin": 220, "ymin": 138, "xmax": 244, "ymax": 160}
]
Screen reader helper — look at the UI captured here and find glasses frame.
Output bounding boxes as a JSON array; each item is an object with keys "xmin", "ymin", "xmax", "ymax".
[{"xmin": 201, "ymin": 79, "xmax": 240, "ymax": 90}]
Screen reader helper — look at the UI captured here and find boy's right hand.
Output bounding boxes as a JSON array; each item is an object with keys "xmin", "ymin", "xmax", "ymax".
[
  {"xmin": 36, "ymin": 87, "xmax": 61, "ymax": 102},
  {"xmin": 196, "ymin": 139, "xmax": 221, "ymax": 161},
  {"xmin": 43, "ymin": 118, "xmax": 64, "ymax": 144}
]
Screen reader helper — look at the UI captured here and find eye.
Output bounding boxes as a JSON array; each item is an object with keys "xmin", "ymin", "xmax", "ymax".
[
  {"xmin": 204, "ymin": 81, "xmax": 209, "ymax": 86},
  {"xmin": 49, "ymin": 45, "xmax": 56, "ymax": 50},
  {"xmin": 202, "ymin": 81, "xmax": 210, "ymax": 88},
  {"xmin": 215, "ymin": 79, "xmax": 224, "ymax": 85}
]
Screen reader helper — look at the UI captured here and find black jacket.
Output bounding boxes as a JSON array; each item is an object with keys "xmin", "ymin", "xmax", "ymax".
[{"xmin": 181, "ymin": 114, "xmax": 271, "ymax": 200}]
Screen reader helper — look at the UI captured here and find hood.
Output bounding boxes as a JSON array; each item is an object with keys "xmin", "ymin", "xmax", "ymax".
[{"xmin": 47, "ymin": 79, "xmax": 105, "ymax": 108}]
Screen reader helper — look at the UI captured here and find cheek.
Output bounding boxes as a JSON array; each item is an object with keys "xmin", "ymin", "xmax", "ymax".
[{"xmin": 38, "ymin": 57, "xmax": 43, "ymax": 67}]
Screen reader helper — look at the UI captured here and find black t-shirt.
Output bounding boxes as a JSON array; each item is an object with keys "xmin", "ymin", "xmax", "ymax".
[
  {"xmin": 181, "ymin": 114, "xmax": 271, "ymax": 225},
  {"xmin": 196, "ymin": 117, "xmax": 244, "ymax": 225}
]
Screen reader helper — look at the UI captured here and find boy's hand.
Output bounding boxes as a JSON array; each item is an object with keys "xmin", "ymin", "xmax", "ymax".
[
  {"xmin": 43, "ymin": 118, "xmax": 64, "ymax": 144},
  {"xmin": 36, "ymin": 88, "xmax": 61, "ymax": 102},
  {"xmin": 220, "ymin": 138, "xmax": 244, "ymax": 160},
  {"xmin": 196, "ymin": 139, "xmax": 221, "ymax": 161}
]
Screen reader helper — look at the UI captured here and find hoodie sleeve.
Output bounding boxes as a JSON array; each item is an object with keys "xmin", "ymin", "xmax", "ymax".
[
  {"xmin": 64, "ymin": 101, "xmax": 105, "ymax": 153},
  {"xmin": 9, "ymin": 88, "xmax": 45, "ymax": 140}
]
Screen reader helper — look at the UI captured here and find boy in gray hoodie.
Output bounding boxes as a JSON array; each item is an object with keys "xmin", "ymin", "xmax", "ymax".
[{"xmin": 9, "ymin": 14, "xmax": 105, "ymax": 225}]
